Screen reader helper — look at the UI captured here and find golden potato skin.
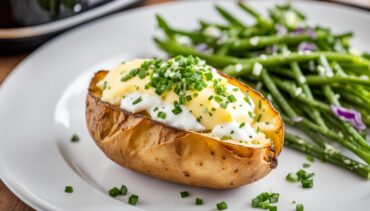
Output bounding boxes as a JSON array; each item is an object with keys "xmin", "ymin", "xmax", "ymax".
[{"xmin": 86, "ymin": 71, "xmax": 284, "ymax": 189}]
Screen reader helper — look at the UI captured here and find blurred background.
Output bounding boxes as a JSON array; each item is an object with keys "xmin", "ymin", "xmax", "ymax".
[
  {"xmin": 0, "ymin": 0, "xmax": 369, "ymax": 209},
  {"xmin": 0, "ymin": 0, "xmax": 369, "ymax": 54}
]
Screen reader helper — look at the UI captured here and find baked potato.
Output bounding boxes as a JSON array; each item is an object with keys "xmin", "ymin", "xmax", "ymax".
[{"xmin": 86, "ymin": 56, "xmax": 284, "ymax": 189}]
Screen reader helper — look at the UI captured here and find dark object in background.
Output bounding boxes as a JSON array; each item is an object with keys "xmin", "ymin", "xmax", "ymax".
[{"xmin": 0, "ymin": 0, "xmax": 144, "ymax": 54}]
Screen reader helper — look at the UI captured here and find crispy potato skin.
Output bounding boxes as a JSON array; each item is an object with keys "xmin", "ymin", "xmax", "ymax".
[{"xmin": 86, "ymin": 71, "xmax": 284, "ymax": 189}]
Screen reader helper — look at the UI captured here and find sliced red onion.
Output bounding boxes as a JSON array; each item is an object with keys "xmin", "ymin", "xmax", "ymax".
[
  {"xmin": 331, "ymin": 106, "xmax": 366, "ymax": 131},
  {"xmin": 307, "ymin": 27, "xmax": 317, "ymax": 39},
  {"xmin": 266, "ymin": 45, "xmax": 278, "ymax": 54},
  {"xmin": 194, "ymin": 43, "xmax": 208, "ymax": 52},
  {"xmin": 292, "ymin": 116, "xmax": 304, "ymax": 123},
  {"xmin": 292, "ymin": 27, "xmax": 316, "ymax": 39},
  {"xmin": 298, "ymin": 42, "xmax": 317, "ymax": 52},
  {"xmin": 292, "ymin": 27, "xmax": 305, "ymax": 35}
]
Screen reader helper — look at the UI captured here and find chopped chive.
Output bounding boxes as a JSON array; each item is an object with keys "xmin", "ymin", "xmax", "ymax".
[
  {"xmin": 216, "ymin": 201, "xmax": 228, "ymax": 210},
  {"xmin": 214, "ymin": 95, "xmax": 223, "ymax": 102},
  {"xmin": 195, "ymin": 197, "xmax": 203, "ymax": 205},
  {"xmin": 256, "ymin": 114, "xmax": 262, "ymax": 122},
  {"xmin": 205, "ymin": 72, "xmax": 213, "ymax": 80},
  {"xmin": 296, "ymin": 204, "xmax": 304, "ymax": 211},
  {"xmin": 303, "ymin": 163, "xmax": 310, "ymax": 168},
  {"xmin": 244, "ymin": 96, "xmax": 251, "ymax": 105},
  {"xmin": 251, "ymin": 198, "xmax": 260, "ymax": 208},
  {"xmin": 157, "ymin": 111, "xmax": 166, "ymax": 119},
  {"xmin": 260, "ymin": 201, "xmax": 270, "ymax": 209},
  {"xmin": 132, "ymin": 97, "xmax": 142, "ymax": 105},
  {"xmin": 208, "ymin": 95, "xmax": 214, "ymax": 100},
  {"xmin": 239, "ymin": 122, "xmax": 245, "ymax": 128},
  {"xmin": 227, "ymin": 95, "xmax": 237, "ymax": 103},
  {"xmin": 186, "ymin": 95, "xmax": 193, "ymax": 101},
  {"xmin": 128, "ymin": 194, "xmax": 139, "ymax": 205},
  {"xmin": 286, "ymin": 173, "xmax": 299, "ymax": 183},
  {"xmin": 248, "ymin": 111, "xmax": 254, "ymax": 118},
  {"xmin": 269, "ymin": 206, "xmax": 277, "ymax": 211},
  {"xmin": 232, "ymin": 87, "xmax": 238, "ymax": 92},
  {"xmin": 109, "ymin": 187, "xmax": 121, "ymax": 197},
  {"xmin": 102, "ymin": 81, "xmax": 108, "ymax": 90},
  {"xmin": 120, "ymin": 185, "xmax": 128, "ymax": 195},
  {"xmin": 180, "ymin": 191, "xmax": 190, "ymax": 198},
  {"xmin": 153, "ymin": 107, "xmax": 158, "ymax": 112},
  {"xmin": 306, "ymin": 156, "xmax": 314, "ymax": 162},
  {"xmin": 220, "ymin": 102, "xmax": 228, "ymax": 109},
  {"xmin": 64, "ymin": 186, "xmax": 73, "ymax": 193},
  {"xmin": 258, "ymin": 100, "xmax": 262, "ymax": 109},
  {"xmin": 301, "ymin": 179, "xmax": 313, "ymax": 188},
  {"xmin": 172, "ymin": 106, "xmax": 182, "ymax": 115},
  {"xmin": 256, "ymin": 127, "xmax": 260, "ymax": 133},
  {"xmin": 71, "ymin": 134, "xmax": 80, "ymax": 143},
  {"xmin": 269, "ymin": 193, "xmax": 279, "ymax": 203}
]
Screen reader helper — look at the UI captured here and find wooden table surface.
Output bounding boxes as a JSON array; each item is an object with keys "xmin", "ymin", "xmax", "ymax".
[{"xmin": 0, "ymin": 1, "xmax": 168, "ymax": 210}]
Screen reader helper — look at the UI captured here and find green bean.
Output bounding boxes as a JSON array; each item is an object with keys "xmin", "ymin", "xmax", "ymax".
[{"xmin": 215, "ymin": 5, "xmax": 246, "ymax": 28}]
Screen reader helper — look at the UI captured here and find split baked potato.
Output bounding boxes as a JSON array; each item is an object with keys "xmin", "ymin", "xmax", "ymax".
[{"xmin": 86, "ymin": 56, "xmax": 284, "ymax": 189}]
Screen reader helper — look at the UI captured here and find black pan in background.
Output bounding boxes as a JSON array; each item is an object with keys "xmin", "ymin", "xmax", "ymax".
[{"xmin": 0, "ymin": 0, "xmax": 145, "ymax": 55}]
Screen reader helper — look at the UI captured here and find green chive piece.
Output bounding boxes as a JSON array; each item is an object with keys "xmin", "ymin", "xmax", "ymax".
[
  {"xmin": 157, "ymin": 111, "xmax": 167, "ymax": 119},
  {"xmin": 248, "ymin": 111, "xmax": 254, "ymax": 118},
  {"xmin": 269, "ymin": 193, "xmax": 279, "ymax": 203},
  {"xmin": 303, "ymin": 163, "xmax": 310, "ymax": 168},
  {"xmin": 239, "ymin": 122, "xmax": 245, "ymax": 128},
  {"xmin": 251, "ymin": 198, "xmax": 260, "ymax": 208},
  {"xmin": 128, "ymin": 194, "xmax": 139, "ymax": 205},
  {"xmin": 120, "ymin": 185, "xmax": 128, "ymax": 195},
  {"xmin": 172, "ymin": 106, "xmax": 182, "ymax": 115},
  {"xmin": 227, "ymin": 95, "xmax": 237, "ymax": 103},
  {"xmin": 296, "ymin": 204, "xmax": 304, "ymax": 211},
  {"xmin": 244, "ymin": 96, "xmax": 251, "ymax": 105},
  {"xmin": 286, "ymin": 173, "xmax": 298, "ymax": 183},
  {"xmin": 220, "ymin": 102, "xmax": 228, "ymax": 109},
  {"xmin": 216, "ymin": 201, "xmax": 228, "ymax": 210},
  {"xmin": 64, "ymin": 186, "xmax": 73, "ymax": 193},
  {"xmin": 102, "ymin": 81, "xmax": 108, "ymax": 90},
  {"xmin": 195, "ymin": 197, "xmax": 203, "ymax": 205},
  {"xmin": 109, "ymin": 187, "xmax": 121, "ymax": 197},
  {"xmin": 256, "ymin": 114, "xmax": 262, "ymax": 122},
  {"xmin": 269, "ymin": 205, "xmax": 278, "ymax": 211},
  {"xmin": 71, "ymin": 134, "xmax": 80, "ymax": 143},
  {"xmin": 301, "ymin": 179, "xmax": 313, "ymax": 188},
  {"xmin": 260, "ymin": 200, "xmax": 270, "ymax": 209},
  {"xmin": 306, "ymin": 156, "xmax": 314, "ymax": 162},
  {"xmin": 251, "ymin": 192, "xmax": 279, "ymax": 209},
  {"xmin": 180, "ymin": 191, "xmax": 190, "ymax": 198},
  {"xmin": 132, "ymin": 97, "xmax": 142, "ymax": 105}
]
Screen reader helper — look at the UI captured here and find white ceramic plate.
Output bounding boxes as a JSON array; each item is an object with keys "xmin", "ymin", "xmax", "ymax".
[{"xmin": 1, "ymin": 1, "xmax": 370, "ymax": 210}]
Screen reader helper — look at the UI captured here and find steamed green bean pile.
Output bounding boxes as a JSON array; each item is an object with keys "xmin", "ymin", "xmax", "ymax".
[{"xmin": 154, "ymin": 3, "xmax": 370, "ymax": 179}]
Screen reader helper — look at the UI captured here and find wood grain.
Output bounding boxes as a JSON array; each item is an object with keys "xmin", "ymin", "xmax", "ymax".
[{"xmin": 0, "ymin": 0, "xmax": 170, "ymax": 210}]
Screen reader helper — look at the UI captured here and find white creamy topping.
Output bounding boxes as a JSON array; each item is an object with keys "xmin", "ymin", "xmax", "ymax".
[
  {"xmin": 121, "ymin": 92, "xmax": 205, "ymax": 131},
  {"xmin": 211, "ymin": 122, "xmax": 257, "ymax": 142}
]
